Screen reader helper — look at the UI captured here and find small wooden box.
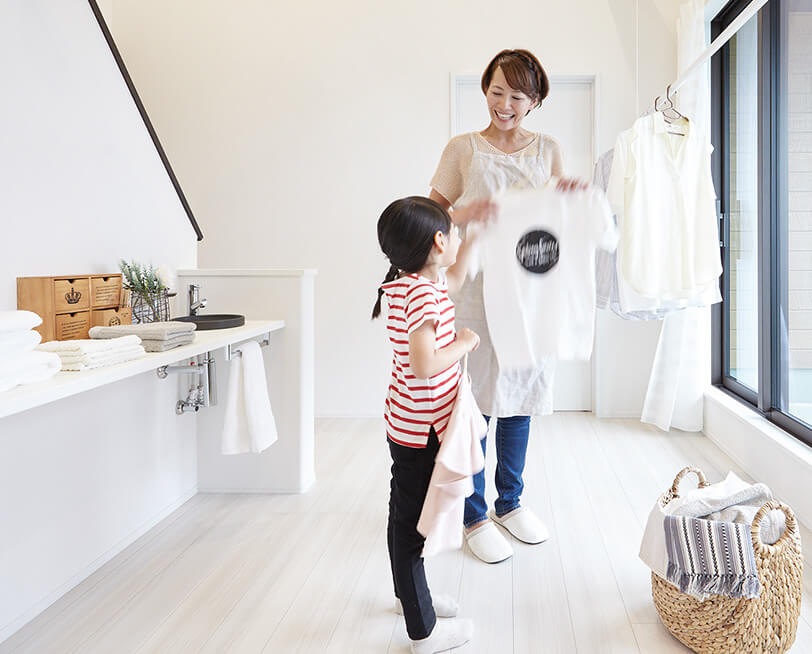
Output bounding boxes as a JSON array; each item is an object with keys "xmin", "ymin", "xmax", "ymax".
[
  {"xmin": 91, "ymin": 306, "xmax": 132, "ymax": 328},
  {"xmin": 17, "ymin": 273, "xmax": 125, "ymax": 342}
]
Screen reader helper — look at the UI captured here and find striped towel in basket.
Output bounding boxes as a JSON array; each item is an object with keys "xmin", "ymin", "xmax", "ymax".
[{"xmin": 664, "ymin": 514, "xmax": 761, "ymax": 600}]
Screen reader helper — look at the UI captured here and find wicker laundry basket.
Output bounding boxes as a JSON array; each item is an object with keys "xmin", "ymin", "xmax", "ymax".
[{"xmin": 651, "ymin": 467, "xmax": 804, "ymax": 654}]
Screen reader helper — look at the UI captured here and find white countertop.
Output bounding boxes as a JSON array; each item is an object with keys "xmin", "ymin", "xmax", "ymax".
[
  {"xmin": 0, "ymin": 320, "xmax": 284, "ymax": 420},
  {"xmin": 177, "ymin": 269, "xmax": 317, "ymax": 277}
]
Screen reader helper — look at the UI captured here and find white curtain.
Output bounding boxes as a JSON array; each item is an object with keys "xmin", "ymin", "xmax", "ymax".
[{"xmin": 641, "ymin": 0, "xmax": 713, "ymax": 432}]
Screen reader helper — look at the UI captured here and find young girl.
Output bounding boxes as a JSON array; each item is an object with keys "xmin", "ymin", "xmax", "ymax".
[{"xmin": 372, "ymin": 196, "xmax": 480, "ymax": 653}]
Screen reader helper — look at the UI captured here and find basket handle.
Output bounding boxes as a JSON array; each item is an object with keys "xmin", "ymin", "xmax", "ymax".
[
  {"xmin": 750, "ymin": 500, "xmax": 798, "ymax": 554},
  {"xmin": 669, "ymin": 466, "xmax": 709, "ymax": 499}
]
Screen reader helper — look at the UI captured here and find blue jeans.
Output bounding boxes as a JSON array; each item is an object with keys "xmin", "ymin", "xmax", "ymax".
[{"xmin": 463, "ymin": 415, "xmax": 531, "ymax": 528}]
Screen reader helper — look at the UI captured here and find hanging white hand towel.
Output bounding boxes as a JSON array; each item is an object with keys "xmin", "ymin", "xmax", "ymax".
[
  {"xmin": 221, "ymin": 340, "xmax": 278, "ymax": 455},
  {"xmin": 417, "ymin": 355, "xmax": 487, "ymax": 556}
]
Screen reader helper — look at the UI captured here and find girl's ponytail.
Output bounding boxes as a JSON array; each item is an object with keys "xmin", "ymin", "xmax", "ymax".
[{"xmin": 371, "ymin": 263, "xmax": 400, "ymax": 319}]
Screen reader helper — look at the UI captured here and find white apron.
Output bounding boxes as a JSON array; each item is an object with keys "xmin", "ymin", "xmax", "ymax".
[{"xmin": 453, "ymin": 133, "xmax": 556, "ymax": 417}]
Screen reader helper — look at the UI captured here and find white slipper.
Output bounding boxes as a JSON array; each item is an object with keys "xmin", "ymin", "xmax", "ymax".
[
  {"xmin": 464, "ymin": 521, "xmax": 513, "ymax": 563},
  {"xmin": 489, "ymin": 507, "xmax": 550, "ymax": 545}
]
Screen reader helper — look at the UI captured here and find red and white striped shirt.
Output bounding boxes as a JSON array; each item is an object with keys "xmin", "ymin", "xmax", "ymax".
[{"xmin": 380, "ymin": 272, "xmax": 462, "ymax": 448}]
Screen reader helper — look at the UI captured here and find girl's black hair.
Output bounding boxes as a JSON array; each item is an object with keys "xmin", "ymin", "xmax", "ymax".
[{"xmin": 371, "ymin": 196, "xmax": 451, "ymax": 319}]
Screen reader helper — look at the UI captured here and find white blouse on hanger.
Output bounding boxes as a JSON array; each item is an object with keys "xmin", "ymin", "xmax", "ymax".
[{"xmin": 607, "ymin": 113, "xmax": 722, "ymax": 308}]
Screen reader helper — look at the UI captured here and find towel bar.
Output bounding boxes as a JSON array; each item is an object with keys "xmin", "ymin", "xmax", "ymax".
[{"xmin": 226, "ymin": 332, "xmax": 271, "ymax": 361}]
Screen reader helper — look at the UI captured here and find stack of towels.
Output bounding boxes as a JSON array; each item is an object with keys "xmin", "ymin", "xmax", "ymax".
[
  {"xmin": 88, "ymin": 321, "xmax": 196, "ymax": 352},
  {"xmin": 0, "ymin": 310, "xmax": 61, "ymax": 392},
  {"xmin": 38, "ymin": 335, "xmax": 146, "ymax": 371}
]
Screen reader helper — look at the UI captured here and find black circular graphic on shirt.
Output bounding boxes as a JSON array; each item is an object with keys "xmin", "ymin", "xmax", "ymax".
[{"xmin": 515, "ymin": 229, "xmax": 559, "ymax": 274}]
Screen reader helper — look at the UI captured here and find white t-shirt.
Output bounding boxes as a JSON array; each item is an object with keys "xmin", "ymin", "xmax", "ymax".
[
  {"xmin": 607, "ymin": 113, "xmax": 722, "ymax": 304},
  {"xmin": 480, "ymin": 183, "xmax": 618, "ymax": 369}
]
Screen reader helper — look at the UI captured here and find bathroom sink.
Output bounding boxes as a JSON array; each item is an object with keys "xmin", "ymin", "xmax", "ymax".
[{"xmin": 175, "ymin": 313, "xmax": 245, "ymax": 330}]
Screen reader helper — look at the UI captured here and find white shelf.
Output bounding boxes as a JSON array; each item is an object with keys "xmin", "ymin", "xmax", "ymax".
[{"xmin": 0, "ymin": 320, "xmax": 284, "ymax": 420}]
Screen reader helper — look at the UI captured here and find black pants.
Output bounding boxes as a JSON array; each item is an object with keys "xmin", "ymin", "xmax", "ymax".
[{"xmin": 387, "ymin": 429, "xmax": 439, "ymax": 640}]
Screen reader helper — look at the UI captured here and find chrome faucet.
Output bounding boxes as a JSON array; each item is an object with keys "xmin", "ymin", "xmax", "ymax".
[{"xmin": 188, "ymin": 284, "xmax": 207, "ymax": 316}]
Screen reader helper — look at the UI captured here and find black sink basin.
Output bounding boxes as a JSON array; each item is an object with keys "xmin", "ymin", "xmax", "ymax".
[{"xmin": 175, "ymin": 314, "xmax": 245, "ymax": 330}]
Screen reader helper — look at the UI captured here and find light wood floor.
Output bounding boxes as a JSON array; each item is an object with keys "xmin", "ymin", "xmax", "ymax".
[{"xmin": 3, "ymin": 415, "xmax": 811, "ymax": 653}]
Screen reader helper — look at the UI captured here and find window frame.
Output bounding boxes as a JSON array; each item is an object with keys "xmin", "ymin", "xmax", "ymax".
[{"xmin": 711, "ymin": 0, "xmax": 812, "ymax": 447}]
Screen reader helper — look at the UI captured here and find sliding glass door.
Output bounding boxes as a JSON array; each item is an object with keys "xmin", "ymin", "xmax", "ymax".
[{"xmin": 712, "ymin": 0, "xmax": 812, "ymax": 446}]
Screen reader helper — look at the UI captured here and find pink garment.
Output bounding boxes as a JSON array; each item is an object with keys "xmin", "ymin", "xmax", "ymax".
[{"xmin": 417, "ymin": 358, "xmax": 487, "ymax": 556}]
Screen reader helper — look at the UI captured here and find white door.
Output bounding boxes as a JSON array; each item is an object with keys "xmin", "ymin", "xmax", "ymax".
[{"xmin": 451, "ymin": 75, "xmax": 596, "ymax": 411}]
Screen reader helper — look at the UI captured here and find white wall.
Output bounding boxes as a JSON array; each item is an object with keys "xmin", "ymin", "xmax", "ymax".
[
  {"xmin": 0, "ymin": 0, "xmax": 198, "ymax": 640},
  {"xmin": 0, "ymin": 1, "xmax": 197, "ymax": 307},
  {"xmin": 105, "ymin": 0, "xmax": 681, "ymax": 416}
]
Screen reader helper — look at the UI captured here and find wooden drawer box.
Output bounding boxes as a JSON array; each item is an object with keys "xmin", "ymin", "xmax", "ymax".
[
  {"xmin": 55, "ymin": 311, "xmax": 90, "ymax": 341},
  {"xmin": 91, "ymin": 307, "xmax": 132, "ymax": 328},
  {"xmin": 18, "ymin": 273, "xmax": 125, "ymax": 342}
]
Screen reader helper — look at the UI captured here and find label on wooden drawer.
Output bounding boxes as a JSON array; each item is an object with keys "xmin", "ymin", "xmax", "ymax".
[
  {"xmin": 91, "ymin": 275, "xmax": 123, "ymax": 307},
  {"xmin": 91, "ymin": 307, "xmax": 132, "ymax": 327},
  {"xmin": 54, "ymin": 278, "xmax": 90, "ymax": 312},
  {"xmin": 55, "ymin": 311, "xmax": 90, "ymax": 340}
]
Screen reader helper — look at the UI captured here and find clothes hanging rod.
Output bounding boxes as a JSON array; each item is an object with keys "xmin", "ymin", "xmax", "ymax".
[{"xmin": 667, "ymin": 0, "xmax": 769, "ymax": 99}]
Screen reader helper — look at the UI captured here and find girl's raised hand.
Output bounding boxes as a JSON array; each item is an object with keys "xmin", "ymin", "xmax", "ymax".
[
  {"xmin": 457, "ymin": 327, "xmax": 480, "ymax": 352},
  {"xmin": 453, "ymin": 198, "xmax": 498, "ymax": 226},
  {"xmin": 556, "ymin": 177, "xmax": 589, "ymax": 193}
]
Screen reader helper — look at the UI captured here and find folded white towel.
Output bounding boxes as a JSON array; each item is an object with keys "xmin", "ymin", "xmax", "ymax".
[
  {"xmin": 221, "ymin": 340, "xmax": 278, "ymax": 454},
  {"xmin": 57, "ymin": 344, "xmax": 146, "ymax": 365},
  {"xmin": 0, "ymin": 329, "xmax": 42, "ymax": 349},
  {"xmin": 37, "ymin": 335, "xmax": 142, "ymax": 355},
  {"xmin": 0, "ymin": 351, "xmax": 61, "ymax": 392},
  {"xmin": 0, "ymin": 310, "xmax": 42, "ymax": 333},
  {"xmin": 0, "ymin": 332, "xmax": 43, "ymax": 371},
  {"xmin": 669, "ymin": 472, "xmax": 772, "ymax": 518},
  {"xmin": 89, "ymin": 321, "xmax": 196, "ymax": 341},
  {"xmin": 58, "ymin": 345, "xmax": 146, "ymax": 371}
]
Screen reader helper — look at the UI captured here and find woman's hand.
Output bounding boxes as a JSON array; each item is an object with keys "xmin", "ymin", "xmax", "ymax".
[
  {"xmin": 452, "ymin": 198, "xmax": 498, "ymax": 226},
  {"xmin": 556, "ymin": 177, "xmax": 589, "ymax": 193},
  {"xmin": 457, "ymin": 327, "xmax": 480, "ymax": 352}
]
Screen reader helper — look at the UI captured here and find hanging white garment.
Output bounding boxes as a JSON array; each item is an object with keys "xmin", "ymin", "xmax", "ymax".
[
  {"xmin": 594, "ymin": 150, "xmax": 670, "ymax": 321},
  {"xmin": 480, "ymin": 183, "xmax": 617, "ymax": 368},
  {"xmin": 642, "ymin": 0, "xmax": 715, "ymax": 433},
  {"xmin": 608, "ymin": 113, "xmax": 722, "ymax": 304}
]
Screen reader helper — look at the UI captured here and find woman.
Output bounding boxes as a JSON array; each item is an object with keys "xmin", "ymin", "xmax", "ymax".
[{"xmin": 429, "ymin": 48, "xmax": 582, "ymax": 564}]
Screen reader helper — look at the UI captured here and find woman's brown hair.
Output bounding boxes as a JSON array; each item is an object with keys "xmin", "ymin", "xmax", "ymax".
[{"xmin": 481, "ymin": 49, "xmax": 549, "ymax": 110}]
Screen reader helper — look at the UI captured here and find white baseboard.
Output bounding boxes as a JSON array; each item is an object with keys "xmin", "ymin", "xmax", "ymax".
[
  {"xmin": 0, "ymin": 486, "xmax": 198, "ymax": 646},
  {"xmin": 703, "ymin": 387, "xmax": 812, "ymax": 531}
]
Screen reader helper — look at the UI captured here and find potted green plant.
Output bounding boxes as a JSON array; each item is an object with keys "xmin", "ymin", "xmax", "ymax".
[{"xmin": 119, "ymin": 260, "xmax": 171, "ymax": 323}]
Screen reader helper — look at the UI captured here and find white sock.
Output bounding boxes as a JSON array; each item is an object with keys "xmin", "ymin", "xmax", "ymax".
[
  {"xmin": 410, "ymin": 618, "xmax": 473, "ymax": 654},
  {"xmin": 394, "ymin": 595, "xmax": 459, "ymax": 618}
]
